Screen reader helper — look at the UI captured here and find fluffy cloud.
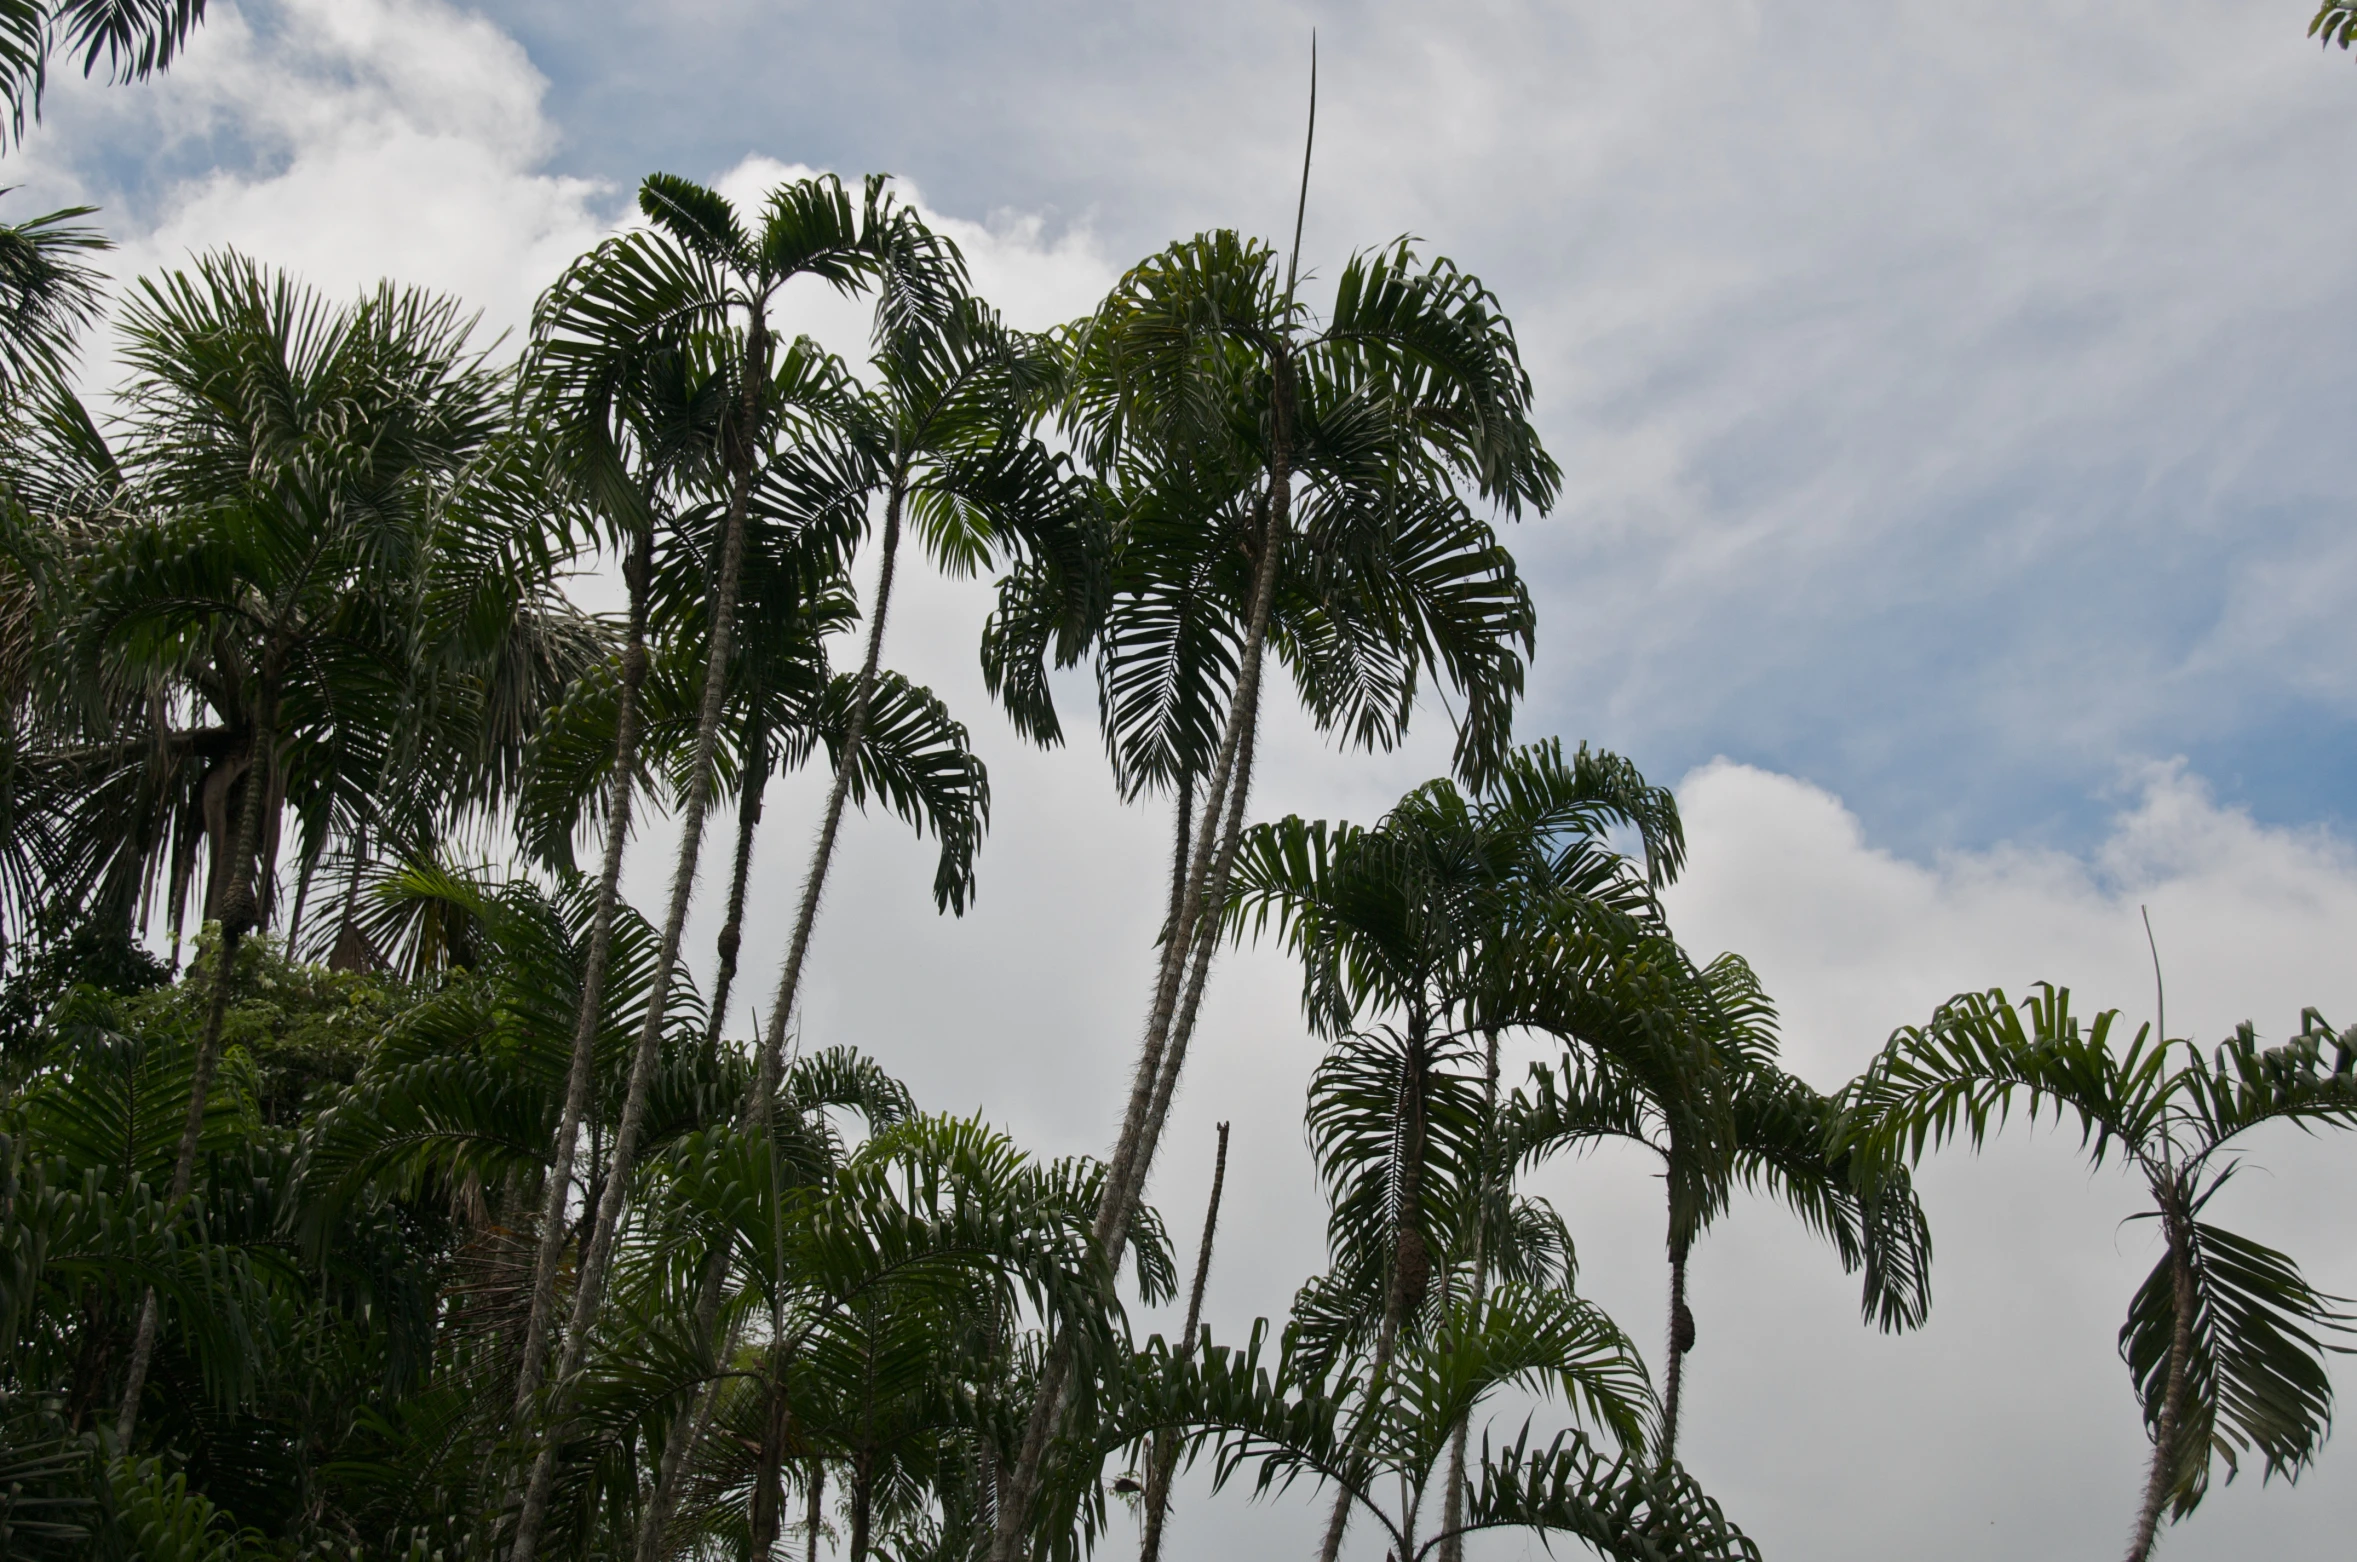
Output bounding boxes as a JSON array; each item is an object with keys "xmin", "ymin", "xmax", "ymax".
[
  {"xmin": 14, "ymin": 2, "xmax": 2357, "ymax": 1555},
  {"xmin": 713, "ymin": 637, "xmax": 2357, "ymax": 1560},
  {"xmin": 1639, "ymin": 761, "xmax": 2357, "ymax": 1560},
  {"xmin": 478, "ymin": 0, "xmax": 2357, "ymax": 845},
  {"xmin": 13, "ymin": 0, "xmax": 610, "ymax": 356}
]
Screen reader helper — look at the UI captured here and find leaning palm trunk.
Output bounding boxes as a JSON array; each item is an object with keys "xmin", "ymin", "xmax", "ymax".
[
  {"xmin": 1437, "ymin": 1030, "xmax": 1500, "ymax": 1562},
  {"xmin": 755, "ymin": 481, "xmax": 907, "ymax": 1095},
  {"xmin": 706, "ymin": 713, "xmax": 769, "ymax": 1045},
  {"xmin": 116, "ymin": 699, "xmax": 275, "ymax": 1440},
  {"xmin": 513, "ymin": 410, "xmax": 760, "ymax": 1562},
  {"xmin": 515, "ymin": 527, "xmax": 655, "ymax": 1413},
  {"xmin": 1098, "ymin": 497, "xmax": 1282, "ymax": 1250},
  {"xmin": 1139, "ymin": 1121, "xmax": 1230, "ymax": 1562},
  {"xmin": 1124, "ymin": 715, "xmax": 1258, "ymax": 1231},
  {"xmin": 993, "ymin": 430, "xmax": 1291, "ymax": 1562},
  {"xmin": 2125, "ymin": 1196, "xmax": 2198, "ymax": 1562}
]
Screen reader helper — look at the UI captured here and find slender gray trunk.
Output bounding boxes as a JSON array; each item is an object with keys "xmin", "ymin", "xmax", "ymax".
[
  {"xmin": 1320, "ymin": 1012, "xmax": 1429, "ymax": 1562},
  {"xmin": 992, "ymin": 381, "xmax": 1294, "ymax": 1562},
  {"xmin": 516, "ymin": 526, "xmax": 654, "ymax": 1414},
  {"xmin": 117, "ymin": 697, "xmax": 275, "ymax": 1441},
  {"xmin": 514, "ymin": 355, "xmax": 763, "ymax": 1561},
  {"xmin": 1125, "ymin": 717, "xmax": 1257, "ymax": 1239},
  {"xmin": 707, "ymin": 714, "xmax": 769, "ymax": 1046},
  {"xmin": 1139, "ymin": 1121, "xmax": 1230, "ymax": 1562},
  {"xmin": 1662, "ymin": 1234, "xmax": 1694, "ymax": 1464},
  {"xmin": 1165, "ymin": 775, "xmax": 1193, "ymax": 940},
  {"xmin": 1437, "ymin": 1031, "xmax": 1499, "ymax": 1562},
  {"xmin": 2126, "ymin": 1197, "xmax": 2198, "ymax": 1562},
  {"xmin": 756, "ymin": 480, "xmax": 906, "ymax": 1102},
  {"xmin": 633, "ymin": 1239, "xmax": 737, "ymax": 1562}
]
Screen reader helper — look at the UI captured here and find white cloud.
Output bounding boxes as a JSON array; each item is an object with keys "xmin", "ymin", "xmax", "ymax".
[
  {"xmin": 709, "ymin": 655, "xmax": 2357, "ymax": 1559},
  {"xmin": 703, "ymin": 154, "xmax": 1114, "ymax": 364},
  {"xmin": 15, "ymin": 1, "xmax": 2357, "ymax": 1554},
  {"xmin": 15, "ymin": 0, "xmax": 611, "ymax": 356},
  {"xmin": 1631, "ymin": 759, "xmax": 2357, "ymax": 1560}
]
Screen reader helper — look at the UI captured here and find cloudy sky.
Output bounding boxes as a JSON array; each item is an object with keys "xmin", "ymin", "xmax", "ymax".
[{"xmin": 15, "ymin": 2, "xmax": 2357, "ymax": 1557}]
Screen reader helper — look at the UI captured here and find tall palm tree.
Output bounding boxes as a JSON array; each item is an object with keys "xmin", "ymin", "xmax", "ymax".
[
  {"xmin": 516, "ymin": 499, "xmax": 988, "ymax": 1041},
  {"xmin": 751, "ymin": 290, "xmax": 1098, "ymax": 1110},
  {"xmin": 1838, "ymin": 983, "xmax": 2357, "ymax": 1561},
  {"xmin": 1223, "ymin": 742, "xmax": 1689, "ymax": 1561},
  {"xmin": 2, "ymin": 307, "xmax": 588, "ymax": 967},
  {"xmin": 60, "ymin": 252, "xmax": 509, "ymax": 1438},
  {"xmin": 510, "ymin": 170, "xmax": 941, "ymax": 1562},
  {"xmin": 1512, "ymin": 953, "xmax": 1931, "ymax": 1462},
  {"xmin": 993, "ymin": 225, "xmax": 1562, "ymax": 1556}
]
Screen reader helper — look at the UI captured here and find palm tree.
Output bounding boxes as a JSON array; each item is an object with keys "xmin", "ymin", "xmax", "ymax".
[
  {"xmin": 1136, "ymin": 1120, "xmax": 1229, "ymax": 1562},
  {"xmin": 1512, "ymin": 953, "xmax": 1932, "ymax": 1461},
  {"xmin": 510, "ymin": 170, "xmax": 939, "ymax": 1562},
  {"xmin": 56, "ymin": 252, "xmax": 510, "ymax": 1439},
  {"xmin": 993, "ymin": 222, "xmax": 1563, "ymax": 1555},
  {"xmin": 624, "ymin": 1116, "xmax": 1164, "ymax": 1561},
  {"xmin": 751, "ymin": 288, "xmax": 1098, "ymax": 1111},
  {"xmin": 0, "ymin": 0, "xmax": 212, "ymax": 147},
  {"xmin": 1838, "ymin": 983, "xmax": 2357, "ymax": 1561},
  {"xmin": 1222, "ymin": 741, "xmax": 1692, "ymax": 1561},
  {"xmin": 1101, "ymin": 1286, "xmax": 1757, "ymax": 1562},
  {"xmin": 0, "ymin": 197, "xmax": 105, "ymax": 403},
  {"xmin": 515, "ymin": 504, "xmax": 987, "ymax": 1043}
]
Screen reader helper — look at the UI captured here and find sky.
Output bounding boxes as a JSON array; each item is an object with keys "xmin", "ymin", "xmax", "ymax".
[{"xmin": 12, "ymin": 2, "xmax": 2357, "ymax": 1557}]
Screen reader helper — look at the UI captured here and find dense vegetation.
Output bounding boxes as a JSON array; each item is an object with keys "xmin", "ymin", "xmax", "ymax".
[{"xmin": 1, "ymin": 7, "xmax": 2354, "ymax": 1562}]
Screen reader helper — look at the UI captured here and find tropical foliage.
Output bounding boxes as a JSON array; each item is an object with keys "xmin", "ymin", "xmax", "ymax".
[
  {"xmin": 0, "ymin": 25, "xmax": 2350, "ymax": 1562},
  {"xmin": 1838, "ymin": 984, "xmax": 2357, "ymax": 1562}
]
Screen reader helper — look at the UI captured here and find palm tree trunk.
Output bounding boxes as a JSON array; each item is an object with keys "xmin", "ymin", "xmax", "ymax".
[
  {"xmin": 755, "ymin": 476, "xmax": 907, "ymax": 1101},
  {"xmin": 634, "ymin": 1238, "xmax": 738, "ymax": 1562},
  {"xmin": 1320, "ymin": 1016, "xmax": 1429, "ymax": 1562},
  {"xmin": 514, "ymin": 394, "xmax": 761, "ymax": 1562},
  {"xmin": 1128, "ymin": 719, "xmax": 1257, "ymax": 1239},
  {"xmin": 1098, "ymin": 488, "xmax": 1282, "ymax": 1258},
  {"xmin": 515, "ymin": 525, "xmax": 654, "ymax": 1414},
  {"xmin": 849, "ymin": 1457, "xmax": 874, "ymax": 1562},
  {"xmin": 326, "ymin": 823, "xmax": 370, "ymax": 972},
  {"xmin": 2126, "ymin": 1203, "xmax": 2198, "ymax": 1562},
  {"xmin": 751, "ymin": 1366, "xmax": 791, "ymax": 1556},
  {"xmin": 706, "ymin": 713, "xmax": 769, "ymax": 1046},
  {"xmin": 1437, "ymin": 1031, "xmax": 1500, "ymax": 1562},
  {"xmin": 805, "ymin": 1459, "xmax": 825, "ymax": 1562},
  {"xmin": 1139, "ymin": 1120, "xmax": 1230, "ymax": 1562},
  {"xmin": 1663, "ymin": 1233, "xmax": 1694, "ymax": 1464},
  {"xmin": 283, "ymin": 827, "xmax": 326, "ymax": 955},
  {"xmin": 116, "ymin": 696, "xmax": 275, "ymax": 1441},
  {"xmin": 1165, "ymin": 774, "xmax": 1192, "ymax": 940},
  {"xmin": 993, "ymin": 395, "xmax": 1293, "ymax": 1562}
]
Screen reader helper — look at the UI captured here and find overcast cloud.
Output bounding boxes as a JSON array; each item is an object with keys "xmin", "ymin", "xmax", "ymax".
[{"xmin": 12, "ymin": 2, "xmax": 2357, "ymax": 1557}]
